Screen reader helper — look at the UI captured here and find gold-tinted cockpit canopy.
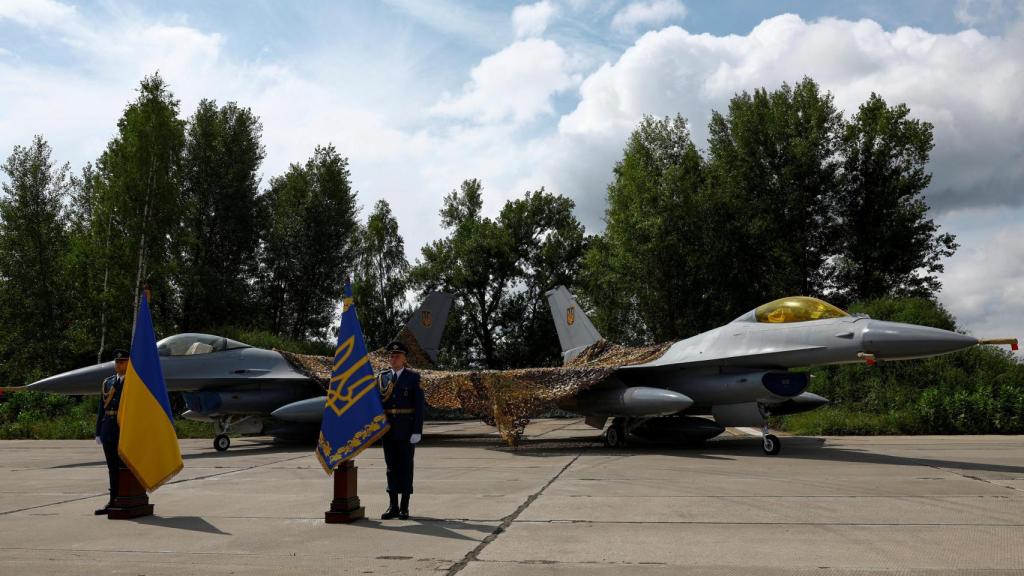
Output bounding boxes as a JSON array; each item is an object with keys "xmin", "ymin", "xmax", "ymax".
[{"xmin": 754, "ymin": 297, "xmax": 849, "ymax": 323}]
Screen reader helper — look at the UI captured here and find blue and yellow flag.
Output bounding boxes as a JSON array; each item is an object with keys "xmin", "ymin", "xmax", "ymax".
[
  {"xmin": 117, "ymin": 293, "xmax": 183, "ymax": 491},
  {"xmin": 316, "ymin": 282, "xmax": 390, "ymax": 474}
]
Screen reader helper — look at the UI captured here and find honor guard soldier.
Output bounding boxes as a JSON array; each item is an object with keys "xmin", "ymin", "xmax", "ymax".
[
  {"xmin": 94, "ymin": 349, "xmax": 128, "ymax": 515},
  {"xmin": 378, "ymin": 340, "xmax": 425, "ymax": 520}
]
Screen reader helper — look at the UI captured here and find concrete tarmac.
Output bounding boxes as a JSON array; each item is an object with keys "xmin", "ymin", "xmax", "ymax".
[{"xmin": 1, "ymin": 419, "xmax": 1023, "ymax": 575}]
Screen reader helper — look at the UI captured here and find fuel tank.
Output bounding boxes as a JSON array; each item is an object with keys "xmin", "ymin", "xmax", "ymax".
[{"xmin": 559, "ymin": 386, "xmax": 693, "ymax": 417}]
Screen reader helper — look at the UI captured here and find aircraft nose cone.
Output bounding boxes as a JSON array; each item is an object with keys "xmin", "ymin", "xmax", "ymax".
[
  {"xmin": 863, "ymin": 320, "xmax": 978, "ymax": 360},
  {"xmin": 271, "ymin": 396, "xmax": 325, "ymax": 423},
  {"xmin": 28, "ymin": 362, "xmax": 115, "ymax": 395}
]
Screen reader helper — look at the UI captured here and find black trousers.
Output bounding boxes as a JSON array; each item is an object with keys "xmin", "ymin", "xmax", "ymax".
[
  {"xmin": 101, "ymin": 438, "xmax": 122, "ymax": 500},
  {"xmin": 382, "ymin": 430, "xmax": 416, "ymax": 494}
]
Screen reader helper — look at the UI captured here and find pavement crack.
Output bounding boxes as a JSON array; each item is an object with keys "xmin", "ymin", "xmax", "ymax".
[{"xmin": 446, "ymin": 453, "xmax": 580, "ymax": 576}]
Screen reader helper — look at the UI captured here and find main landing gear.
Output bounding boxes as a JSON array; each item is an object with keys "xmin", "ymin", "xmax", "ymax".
[
  {"xmin": 604, "ymin": 419, "xmax": 627, "ymax": 448},
  {"xmin": 604, "ymin": 417, "xmax": 649, "ymax": 448}
]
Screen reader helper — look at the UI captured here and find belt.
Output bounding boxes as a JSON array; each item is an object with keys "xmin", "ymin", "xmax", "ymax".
[
  {"xmin": 104, "ymin": 410, "xmax": 118, "ymax": 416},
  {"xmin": 386, "ymin": 409, "xmax": 415, "ymax": 415}
]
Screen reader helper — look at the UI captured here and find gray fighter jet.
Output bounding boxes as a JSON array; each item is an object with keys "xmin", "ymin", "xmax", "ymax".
[
  {"xmin": 20, "ymin": 293, "xmax": 453, "ymax": 451},
  {"xmin": 544, "ymin": 286, "xmax": 1018, "ymax": 454},
  {"xmin": 259, "ymin": 287, "xmax": 1019, "ymax": 455}
]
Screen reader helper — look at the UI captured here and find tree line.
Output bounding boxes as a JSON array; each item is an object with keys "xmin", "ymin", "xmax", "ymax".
[{"xmin": 0, "ymin": 74, "xmax": 965, "ymax": 387}]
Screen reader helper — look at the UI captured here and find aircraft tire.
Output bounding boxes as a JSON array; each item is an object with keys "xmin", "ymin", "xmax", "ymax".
[
  {"xmin": 214, "ymin": 434, "xmax": 231, "ymax": 452},
  {"xmin": 604, "ymin": 423, "xmax": 627, "ymax": 448},
  {"xmin": 762, "ymin": 434, "xmax": 781, "ymax": 455}
]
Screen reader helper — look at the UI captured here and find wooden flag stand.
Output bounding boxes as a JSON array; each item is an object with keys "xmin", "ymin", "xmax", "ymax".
[
  {"xmin": 325, "ymin": 460, "xmax": 364, "ymax": 523},
  {"xmin": 107, "ymin": 465, "xmax": 154, "ymax": 520}
]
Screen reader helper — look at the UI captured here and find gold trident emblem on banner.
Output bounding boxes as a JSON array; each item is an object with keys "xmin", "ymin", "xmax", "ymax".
[
  {"xmin": 324, "ymin": 336, "xmax": 376, "ymax": 418},
  {"xmin": 421, "ymin": 310, "xmax": 433, "ymax": 328},
  {"xmin": 567, "ymin": 306, "xmax": 575, "ymax": 326}
]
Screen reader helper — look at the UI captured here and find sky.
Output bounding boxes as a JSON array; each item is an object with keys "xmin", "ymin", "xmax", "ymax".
[{"xmin": 0, "ymin": 0, "xmax": 1022, "ymax": 341}]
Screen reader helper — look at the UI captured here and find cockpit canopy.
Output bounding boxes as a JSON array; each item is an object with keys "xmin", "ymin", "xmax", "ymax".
[
  {"xmin": 156, "ymin": 333, "xmax": 251, "ymax": 357},
  {"xmin": 753, "ymin": 297, "xmax": 849, "ymax": 323}
]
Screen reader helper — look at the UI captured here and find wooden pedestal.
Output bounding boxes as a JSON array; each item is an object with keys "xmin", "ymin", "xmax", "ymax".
[
  {"xmin": 107, "ymin": 466, "xmax": 153, "ymax": 519},
  {"xmin": 325, "ymin": 460, "xmax": 365, "ymax": 524}
]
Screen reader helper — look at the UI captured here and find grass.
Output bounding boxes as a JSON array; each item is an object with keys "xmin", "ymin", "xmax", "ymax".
[
  {"xmin": 776, "ymin": 406, "xmax": 923, "ymax": 436},
  {"xmin": 0, "ymin": 391, "xmax": 216, "ymax": 439}
]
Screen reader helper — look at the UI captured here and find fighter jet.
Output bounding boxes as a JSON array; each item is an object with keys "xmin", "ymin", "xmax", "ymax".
[
  {"xmin": 263, "ymin": 287, "xmax": 1018, "ymax": 456},
  {"xmin": 20, "ymin": 293, "xmax": 453, "ymax": 451},
  {"xmin": 542, "ymin": 287, "xmax": 1018, "ymax": 454}
]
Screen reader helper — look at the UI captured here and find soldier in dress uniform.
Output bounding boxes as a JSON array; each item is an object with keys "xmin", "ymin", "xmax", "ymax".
[
  {"xmin": 378, "ymin": 340, "xmax": 425, "ymax": 520},
  {"xmin": 94, "ymin": 349, "xmax": 128, "ymax": 515}
]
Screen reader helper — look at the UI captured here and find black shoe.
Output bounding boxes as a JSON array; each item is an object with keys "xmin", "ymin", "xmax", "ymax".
[
  {"xmin": 381, "ymin": 506, "xmax": 400, "ymax": 520},
  {"xmin": 398, "ymin": 509, "xmax": 409, "ymax": 520},
  {"xmin": 94, "ymin": 504, "xmax": 111, "ymax": 515}
]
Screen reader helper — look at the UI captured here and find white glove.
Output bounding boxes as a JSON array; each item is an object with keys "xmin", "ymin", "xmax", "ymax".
[
  {"xmin": 410, "ymin": 434, "xmax": 421, "ymax": 444},
  {"xmin": 94, "ymin": 436, "xmax": 101, "ymax": 445}
]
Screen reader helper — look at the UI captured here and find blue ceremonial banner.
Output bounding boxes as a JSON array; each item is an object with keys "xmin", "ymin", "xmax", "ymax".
[{"xmin": 315, "ymin": 282, "xmax": 390, "ymax": 474}]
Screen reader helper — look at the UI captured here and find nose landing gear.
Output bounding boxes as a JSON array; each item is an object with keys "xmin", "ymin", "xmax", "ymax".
[{"xmin": 761, "ymin": 421, "xmax": 781, "ymax": 455}]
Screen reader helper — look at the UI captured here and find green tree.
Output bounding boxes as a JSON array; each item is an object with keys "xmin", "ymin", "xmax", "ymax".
[
  {"xmin": 353, "ymin": 199, "xmax": 410, "ymax": 349},
  {"xmin": 496, "ymin": 189, "xmax": 586, "ymax": 367},
  {"xmin": 412, "ymin": 180, "xmax": 585, "ymax": 368},
  {"xmin": 705, "ymin": 77, "xmax": 843, "ymax": 302},
  {"xmin": 581, "ymin": 115, "xmax": 710, "ymax": 344},
  {"xmin": 258, "ymin": 144, "xmax": 359, "ymax": 340},
  {"xmin": 177, "ymin": 99, "xmax": 265, "ymax": 331},
  {"xmin": 0, "ymin": 136, "xmax": 72, "ymax": 383},
  {"xmin": 833, "ymin": 93, "xmax": 957, "ymax": 304},
  {"xmin": 70, "ymin": 73, "xmax": 185, "ymax": 356}
]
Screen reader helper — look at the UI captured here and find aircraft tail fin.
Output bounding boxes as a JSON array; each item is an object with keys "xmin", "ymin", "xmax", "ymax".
[
  {"xmin": 545, "ymin": 285, "xmax": 601, "ymax": 364},
  {"xmin": 396, "ymin": 292, "xmax": 454, "ymax": 367}
]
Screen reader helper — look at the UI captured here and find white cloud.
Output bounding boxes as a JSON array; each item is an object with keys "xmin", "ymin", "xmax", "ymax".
[
  {"xmin": 938, "ymin": 219, "xmax": 1024, "ymax": 339},
  {"xmin": 431, "ymin": 38, "xmax": 576, "ymax": 124},
  {"xmin": 954, "ymin": 0, "xmax": 1018, "ymax": 25},
  {"xmin": 551, "ymin": 15, "xmax": 1024, "ymax": 218},
  {"xmin": 513, "ymin": 0, "xmax": 555, "ymax": 38},
  {"xmin": 0, "ymin": 0, "xmax": 77, "ymax": 28},
  {"xmin": 611, "ymin": 0, "xmax": 686, "ymax": 33}
]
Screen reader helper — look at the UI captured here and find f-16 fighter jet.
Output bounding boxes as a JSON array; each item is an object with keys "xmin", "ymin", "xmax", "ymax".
[
  {"xmin": 20, "ymin": 293, "xmax": 453, "ymax": 451},
  {"xmin": 541, "ymin": 287, "xmax": 1018, "ymax": 454},
  {"xmin": 264, "ymin": 287, "xmax": 1019, "ymax": 456}
]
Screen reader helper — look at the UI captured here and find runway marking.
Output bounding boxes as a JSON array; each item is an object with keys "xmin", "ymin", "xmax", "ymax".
[{"xmin": 446, "ymin": 453, "xmax": 580, "ymax": 575}]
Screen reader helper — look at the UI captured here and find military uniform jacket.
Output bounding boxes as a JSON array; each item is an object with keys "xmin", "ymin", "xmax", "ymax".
[
  {"xmin": 95, "ymin": 374, "xmax": 123, "ymax": 443},
  {"xmin": 378, "ymin": 368, "xmax": 425, "ymax": 439}
]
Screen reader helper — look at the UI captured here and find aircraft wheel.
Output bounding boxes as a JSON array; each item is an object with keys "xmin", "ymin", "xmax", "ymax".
[
  {"xmin": 214, "ymin": 434, "xmax": 231, "ymax": 452},
  {"xmin": 762, "ymin": 434, "xmax": 781, "ymax": 455},
  {"xmin": 604, "ymin": 423, "xmax": 627, "ymax": 448}
]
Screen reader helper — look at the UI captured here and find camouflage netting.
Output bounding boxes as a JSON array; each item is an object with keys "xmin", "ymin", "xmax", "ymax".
[{"xmin": 278, "ymin": 338, "xmax": 673, "ymax": 446}]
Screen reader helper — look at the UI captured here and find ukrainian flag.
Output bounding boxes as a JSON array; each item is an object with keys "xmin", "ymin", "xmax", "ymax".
[
  {"xmin": 117, "ymin": 293, "xmax": 183, "ymax": 491},
  {"xmin": 316, "ymin": 282, "xmax": 390, "ymax": 474}
]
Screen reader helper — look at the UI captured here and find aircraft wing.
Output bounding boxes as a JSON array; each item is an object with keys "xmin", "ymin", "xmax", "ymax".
[{"xmin": 615, "ymin": 344, "xmax": 829, "ymax": 372}]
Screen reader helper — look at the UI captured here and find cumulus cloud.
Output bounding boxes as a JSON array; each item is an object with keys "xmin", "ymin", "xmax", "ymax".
[
  {"xmin": 0, "ymin": 0, "xmax": 77, "ymax": 28},
  {"xmin": 431, "ymin": 38, "xmax": 576, "ymax": 124},
  {"xmin": 547, "ymin": 14, "xmax": 1024, "ymax": 222},
  {"xmin": 611, "ymin": 0, "xmax": 686, "ymax": 33},
  {"xmin": 513, "ymin": 0, "xmax": 555, "ymax": 38},
  {"xmin": 938, "ymin": 220, "xmax": 1024, "ymax": 338}
]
